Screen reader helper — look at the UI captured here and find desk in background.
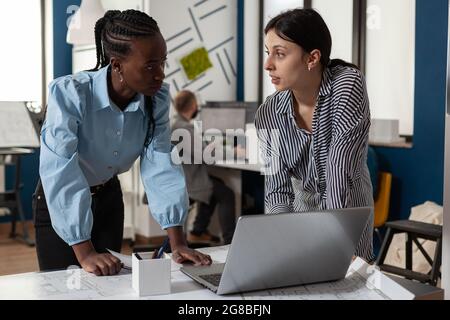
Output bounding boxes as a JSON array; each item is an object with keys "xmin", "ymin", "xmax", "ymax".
[{"xmin": 0, "ymin": 147, "xmax": 35, "ymax": 246}]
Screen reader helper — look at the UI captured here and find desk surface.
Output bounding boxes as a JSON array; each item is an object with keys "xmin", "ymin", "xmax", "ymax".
[
  {"xmin": 0, "ymin": 147, "xmax": 35, "ymax": 156},
  {"xmin": 0, "ymin": 246, "xmax": 443, "ymax": 300}
]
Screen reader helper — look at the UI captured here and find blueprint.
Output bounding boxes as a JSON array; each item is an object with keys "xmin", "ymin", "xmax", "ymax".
[
  {"xmin": 242, "ymin": 270, "xmax": 390, "ymax": 300},
  {"xmin": 0, "ymin": 246, "xmax": 413, "ymax": 300}
]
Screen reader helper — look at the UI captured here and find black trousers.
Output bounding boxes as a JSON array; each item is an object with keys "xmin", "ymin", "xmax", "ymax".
[
  {"xmin": 193, "ymin": 176, "xmax": 236, "ymax": 244},
  {"xmin": 33, "ymin": 177, "xmax": 124, "ymax": 271}
]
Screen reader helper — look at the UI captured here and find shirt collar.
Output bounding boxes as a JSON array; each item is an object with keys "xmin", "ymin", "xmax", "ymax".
[
  {"xmin": 92, "ymin": 64, "xmax": 146, "ymax": 115},
  {"xmin": 275, "ymin": 91, "xmax": 293, "ymax": 114},
  {"xmin": 92, "ymin": 65, "xmax": 110, "ymax": 111},
  {"xmin": 125, "ymin": 94, "xmax": 146, "ymax": 115},
  {"xmin": 318, "ymin": 67, "xmax": 332, "ymax": 97},
  {"xmin": 275, "ymin": 67, "xmax": 333, "ymax": 114}
]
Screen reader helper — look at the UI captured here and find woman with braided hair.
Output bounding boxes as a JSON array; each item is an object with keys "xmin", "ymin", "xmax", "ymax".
[{"xmin": 34, "ymin": 10, "xmax": 212, "ymax": 275}]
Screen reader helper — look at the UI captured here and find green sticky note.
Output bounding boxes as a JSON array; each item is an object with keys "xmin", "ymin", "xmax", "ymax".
[{"xmin": 180, "ymin": 47, "xmax": 213, "ymax": 80}]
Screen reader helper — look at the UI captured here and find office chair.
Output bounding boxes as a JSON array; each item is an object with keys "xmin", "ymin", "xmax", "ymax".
[{"xmin": 373, "ymin": 172, "xmax": 392, "ymax": 243}]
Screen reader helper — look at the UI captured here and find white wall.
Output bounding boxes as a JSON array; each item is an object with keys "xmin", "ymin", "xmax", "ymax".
[
  {"xmin": 101, "ymin": 0, "xmax": 144, "ymax": 11},
  {"xmin": 365, "ymin": 0, "xmax": 415, "ymax": 136},
  {"xmin": 262, "ymin": 0, "xmax": 305, "ymax": 101},
  {"xmin": 0, "ymin": 2, "xmax": 42, "ymax": 103},
  {"xmin": 45, "ymin": 0, "xmax": 54, "ymax": 95},
  {"xmin": 244, "ymin": 0, "xmax": 260, "ymax": 102},
  {"xmin": 312, "ymin": 0, "xmax": 353, "ymax": 62}
]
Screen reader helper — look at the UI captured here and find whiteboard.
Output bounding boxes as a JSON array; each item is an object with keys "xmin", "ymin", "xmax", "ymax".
[
  {"xmin": 0, "ymin": 101, "xmax": 40, "ymax": 148},
  {"xmin": 148, "ymin": 0, "xmax": 237, "ymax": 102}
]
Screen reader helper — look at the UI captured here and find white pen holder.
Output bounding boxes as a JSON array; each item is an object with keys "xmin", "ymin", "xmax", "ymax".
[{"xmin": 132, "ymin": 252, "xmax": 171, "ymax": 296}]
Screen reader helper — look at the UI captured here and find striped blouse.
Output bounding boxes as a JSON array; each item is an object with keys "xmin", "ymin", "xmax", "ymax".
[{"xmin": 255, "ymin": 65, "xmax": 374, "ymax": 261}]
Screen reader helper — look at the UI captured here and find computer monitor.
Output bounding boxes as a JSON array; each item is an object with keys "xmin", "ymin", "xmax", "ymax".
[{"xmin": 200, "ymin": 101, "xmax": 258, "ymax": 133}]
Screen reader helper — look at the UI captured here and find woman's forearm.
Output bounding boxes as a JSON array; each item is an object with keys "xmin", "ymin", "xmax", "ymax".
[
  {"xmin": 72, "ymin": 240, "xmax": 97, "ymax": 263},
  {"xmin": 166, "ymin": 226, "xmax": 188, "ymax": 248}
]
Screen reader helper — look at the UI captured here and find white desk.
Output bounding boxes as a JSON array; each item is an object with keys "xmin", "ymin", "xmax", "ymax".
[{"xmin": 0, "ymin": 246, "xmax": 443, "ymax": 300}]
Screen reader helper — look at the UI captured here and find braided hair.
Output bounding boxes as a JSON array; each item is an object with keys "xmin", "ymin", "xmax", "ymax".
[{"xmin": 90, "ymin": 9, "xmax": 161, "ymax": 148}]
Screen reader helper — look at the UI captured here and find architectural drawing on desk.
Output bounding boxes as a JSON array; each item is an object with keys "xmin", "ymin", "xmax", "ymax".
[
  {"xmin": 150, "ymin": 0, "xmax": 237, "ymax": 102},
  {"xmin": 242, "ymin": 269, "xmax": 391, "ymax": 300},
  {"xmin": 80, "ymin": 271, "xmax": 135, "ymax": 298},
  {"xmin": 242, "ymin": 272, "xmax": 390, "ymax": 300},
  {"xmin": 9, "ymin": 269, "xmax": 134, "ymax": 300}
]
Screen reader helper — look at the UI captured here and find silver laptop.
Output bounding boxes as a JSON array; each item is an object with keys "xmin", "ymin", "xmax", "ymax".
[{"xmin": 180, "ymin": 207, "xmax": 372, "ymax": 295}]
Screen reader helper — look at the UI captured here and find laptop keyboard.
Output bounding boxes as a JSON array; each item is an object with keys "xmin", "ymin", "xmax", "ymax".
[{"xmin": 199, "ymin": 273, "xmax": 222, "ymax": 287}]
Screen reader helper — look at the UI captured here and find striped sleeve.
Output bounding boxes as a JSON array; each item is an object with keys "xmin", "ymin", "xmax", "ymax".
[
  {"xmin": 326, "ymin": 72, "xmax": 371, "ymax": 209},
  {"xmin": 255, "ymin": 102, "xmax": 295, "ymax": 214}
]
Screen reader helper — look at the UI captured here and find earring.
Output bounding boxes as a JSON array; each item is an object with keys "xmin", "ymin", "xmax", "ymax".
[
  {"xmin": 308, "ymin": 65, "xmax": 312, "ymax": 72},
  {"xmin": 116, "ymin": 69, "xmax": 123, "ymax": 82}
]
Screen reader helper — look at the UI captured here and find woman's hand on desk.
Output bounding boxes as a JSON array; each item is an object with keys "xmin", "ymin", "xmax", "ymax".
[
  {"xmin": 166, "ymin": 226, "xmax": 212, "ymax": 266},
  {"xmin": 79, "ymin": 252, "xmax": 122, "ymax": 276},
  {"xmin": 72, "ymin": 241, "xmax": 122, "ymax": 276},
  {"xmin": 172, "ymin": 245, "xmax": 212, "ymax": 266}
]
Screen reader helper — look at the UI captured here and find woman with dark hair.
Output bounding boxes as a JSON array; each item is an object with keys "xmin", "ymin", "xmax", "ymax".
[
  {"xmin": 256, "ymin": 8, "xmax": 374, "ymax": 261},
  {"xmin": 34, "ymin": 9, "xmax": 212, "ymax": 275}
]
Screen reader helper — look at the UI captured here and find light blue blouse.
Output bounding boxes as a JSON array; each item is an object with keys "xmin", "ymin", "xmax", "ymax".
[{"xmin": 39, "ymin": 65, "xmax": 188, "ymax": 245}]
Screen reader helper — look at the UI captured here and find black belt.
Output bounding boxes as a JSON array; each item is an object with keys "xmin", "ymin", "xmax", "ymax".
[{"xmin": 90, "ymin": 176, "xmax": 117, "ymax": 195}]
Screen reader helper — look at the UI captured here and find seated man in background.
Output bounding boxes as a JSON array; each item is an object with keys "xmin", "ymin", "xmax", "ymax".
[{"xmin": 171, "ymin": 90, "xmax": 236, "ymax": 245}]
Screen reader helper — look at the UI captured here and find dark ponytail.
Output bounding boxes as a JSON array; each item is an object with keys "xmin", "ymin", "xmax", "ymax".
[
  {"xmin": 90, "ymin": 9, "xmax": 161, "ymax": 148},
  {"xmin": 329, "ymin": 58, "xmax": 358, "ymax": 69},
  {"xmin": 265, "ymin": 8, "xmax": 358, "ymax": 70}
]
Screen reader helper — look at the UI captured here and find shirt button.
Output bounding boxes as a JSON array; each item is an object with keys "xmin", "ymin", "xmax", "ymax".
[
  {"xmin": 113, "ymin": 151, "xmax": 119, "ymax": 157},
  {"xmin": 116, "ymin": 130, "xmax": 121, "ymax": 136},
  {"xmin": 107, "ymin": 166, "xmax": 113, "ymax": 170}
]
